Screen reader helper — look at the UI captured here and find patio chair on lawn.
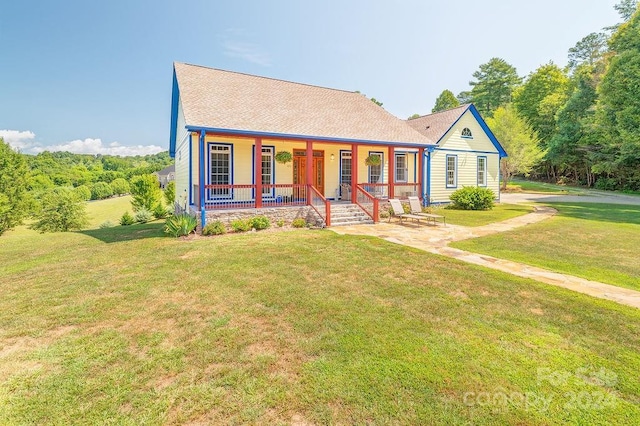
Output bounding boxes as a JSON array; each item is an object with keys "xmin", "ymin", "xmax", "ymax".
[
  {"xmin": 389, "ymin": 198, "xmax": 427, "ymax": 225},
  {"xmin": 408, "ymin": 196, "xmax": 446, "ymax": 226}
]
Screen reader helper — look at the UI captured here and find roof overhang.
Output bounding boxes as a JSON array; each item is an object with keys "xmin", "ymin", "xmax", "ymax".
[{"xmin": 184, "ymin": 125, "xmax": 436, "ymax": 149}]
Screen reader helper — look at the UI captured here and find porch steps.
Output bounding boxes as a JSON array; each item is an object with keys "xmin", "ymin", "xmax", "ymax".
[{"xmin": 330, "ymin": 203, "xmax": 374, "ymax": 226}]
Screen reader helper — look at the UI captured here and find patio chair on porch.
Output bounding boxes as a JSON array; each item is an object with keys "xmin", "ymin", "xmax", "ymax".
[
  {"xmin": 408, "ymin": 196, "xmax": 446, "ymax": 226},
  {"xmin": 339, "ymin": 183, "xmax": 351, "ymax": 201},
  {"xmin": 389, "ymin": 199, "xmax": 426, "ymax": 224}
]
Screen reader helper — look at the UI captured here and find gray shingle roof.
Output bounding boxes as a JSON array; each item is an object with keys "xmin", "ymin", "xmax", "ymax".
[
  {"xmin": 406, "ymin": 104, "xmax": 470, "ymax": 143},
  {"xmin": 174, "ymin": 62, "xmax": 434, "ymax": 145}
]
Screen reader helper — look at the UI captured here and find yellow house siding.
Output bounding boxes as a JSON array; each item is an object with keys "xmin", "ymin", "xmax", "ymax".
[
  {"xmin": 428, "ymin": 110, "xmax": 501, "ymax": 203},
  {"xmin": 436, "ymin": 111, "xmax": 498, "ymax": 153},
  {"xmin": 173, "ymin": 99, "xmax": 190, "ymax": 208}
]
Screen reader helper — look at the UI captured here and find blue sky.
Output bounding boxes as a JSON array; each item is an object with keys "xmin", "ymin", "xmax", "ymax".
[{"xmin": 0, "ymin": 0, "xmax": 621, "ymax": 156}]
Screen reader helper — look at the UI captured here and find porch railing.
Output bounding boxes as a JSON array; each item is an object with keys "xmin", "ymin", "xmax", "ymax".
[
  {"xmin": 309, "ymin": 185, "xmax": 331, "ymax": 227},
  {"xmin": 355, "ymin": 184, "xmax": 379, "ymax": 223},
  {"xmin": 357, "ymin": 183, "xmax": 420, "ymax": 200},
  {"xmin": 195, "ymin": 184, "xmax": 309, "ymax": 210}
]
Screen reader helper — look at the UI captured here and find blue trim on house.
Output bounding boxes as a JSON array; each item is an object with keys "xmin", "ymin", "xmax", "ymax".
[
  {"xmin": 446, "ymin": 154, "xmax": 457, "ymax": 189},
  {"xmin": 169, "ymin": 69, "xmax": 180, "ymax": 158},
  {"xmin": 468, "ymin": 104, "xmax": 508, "ymax": 158},
  {"xmin": 199, "ymin": 131, "xmax": 206, "ymax": 228},
  {"xmin": 252, "ymin": 144, "xmax": 276, "ymax": 199},
  {"xmin": 426, "ymin": 147, "xmax": 434, "ymax": 206},
  {"xmin": 430, "ymin": 104, "xmax": 507, "ymax": 158},
  {"xmin": 498, "ymin": 157, "xmax": 501, "ymax": 202},
  {"xmin": 413, "ymin": 152, "xmax": 417, "ymax": 182},
  {"xmin": 367, "ymin": 150, "xmax": 384, "ymax": 183},
  {"xmin": 188, "ymin": 132, "xmax": 193, "ymax": 205},
  {"xmin": 185, "ymin": 125, "xmax": 435, "ymax": 149},
  {"xmin": 477, "ymin": 155, "xmax": 487, "ymax": 187}
]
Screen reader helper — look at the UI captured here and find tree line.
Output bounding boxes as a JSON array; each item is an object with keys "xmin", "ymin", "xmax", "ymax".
[
  {"xmin": 416, "ymin": 0, "xmax": 640, "ymax": 191},
  {"xmin": 0, "ymin": 141, "xmax": 174, "ymax": 235}
]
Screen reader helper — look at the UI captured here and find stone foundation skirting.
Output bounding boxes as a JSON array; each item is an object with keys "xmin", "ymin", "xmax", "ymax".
[{"xmin": 191, "ymin": 205, "xmax": 323, "ymax": 233}]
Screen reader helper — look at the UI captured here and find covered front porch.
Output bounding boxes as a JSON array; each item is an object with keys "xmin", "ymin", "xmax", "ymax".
[{"xmin": 186, "ymin": 129, "xmax": 429, "ymax": 227}]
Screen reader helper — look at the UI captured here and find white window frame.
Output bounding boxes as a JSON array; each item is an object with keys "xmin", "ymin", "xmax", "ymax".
[
  {"xmin": 395, "ymin": 153, "xmax": 408, "ymax": 182},
  {"xmin": 257, "ymin": 146, "xmax": 275, "ymax": 197},
  {"xmin": 477, "ymin": 156, "xmax": 487, "ymax": 187},
  {"xmin": 208, "ymin": 143, "xmax": 232, "ymax": 198},
  {"xmin": 340, "ymin": 151, "xmax": 352, "ymax": 185},
  {"xmin": 446, "ymin": 154, "xmax": 457, "ymax": 188}
]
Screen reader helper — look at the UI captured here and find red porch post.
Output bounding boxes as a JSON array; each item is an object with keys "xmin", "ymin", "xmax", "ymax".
[
  {"xmin": 388, "ymin": 146, "xmax": 395, "ymax": 199},
  {"xmin": 255, "ymin": 137, "xmax": 262, "ymax": 208},
  {"xmin": 306, "ymin": 140, "xmax": 313, "ymax": 205},
  {"xmin": 351, "ymin": 144, "xmax": 358, "ymax": 203},
  {"xmin": 418, "ymin": 147, "xmax": 424, "ymax": 203}
]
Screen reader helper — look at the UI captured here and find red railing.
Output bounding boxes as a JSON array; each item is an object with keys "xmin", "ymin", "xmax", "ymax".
[
  {"xmin": 357, "ymin": 183, "xmax": 420, "ymax": 200},
  {"xmin": 359, "ymin": 183, "xmax": 388, "ymax": 199},
  {"xmin": 355, "ymin": 184, "xmax": 379, "ymax": 223},
  {"xmin": 309, "ymin": 185, "xmax": 331, "ymax": 227},
  {"xmin": 197, "ymin": 184, "xmax": 309, "ymax": 210},
  {"xmin": 393, "ymin": 183, "xmax": 420, "ymax": 199}
]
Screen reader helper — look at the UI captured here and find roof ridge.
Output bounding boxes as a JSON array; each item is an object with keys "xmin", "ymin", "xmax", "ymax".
[
  {"xmin": 174, "ymin": 61, "xmax": 361, "ymax": 96},
  {"xmin": 409, "ymin": 104, "xmax": 470, "ymax": 120}
]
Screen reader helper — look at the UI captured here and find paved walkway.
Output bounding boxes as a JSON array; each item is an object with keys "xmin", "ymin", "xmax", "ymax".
[{"xmin": 332, "ymin": 206, "xmax": 640, "ymax": 309}]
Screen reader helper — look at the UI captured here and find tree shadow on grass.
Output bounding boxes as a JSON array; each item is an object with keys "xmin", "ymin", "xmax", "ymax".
[
  {"xmin": 547, "ymin": 202, "xmax": 640, "ymax": 225},
  {"xmin": 78, "ymin": 223, "xmax": 167, "ymax": 243}
]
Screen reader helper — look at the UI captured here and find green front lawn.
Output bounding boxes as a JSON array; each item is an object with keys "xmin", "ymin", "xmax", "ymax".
[
  {"xmin": 452, "ymin": 202, "xmax": 640, "ymax": 291},
  {"xmin": 436, "ymin": 203, "xmax": 533, "ymax": 227},
  {"xmin": 1, "ymin": 218, "xmax": 638, "ymax": 424}
]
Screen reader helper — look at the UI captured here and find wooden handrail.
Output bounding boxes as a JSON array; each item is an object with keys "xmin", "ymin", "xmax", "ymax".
[
  {"xmin": 308, "ymin": 185, "xmax": 331, "ymax": 227},
  {"xmin": 355, "ymin": 184, "xmax": 379, "ymax": 223}
]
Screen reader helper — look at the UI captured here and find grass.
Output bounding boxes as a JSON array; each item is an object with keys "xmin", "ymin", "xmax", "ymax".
[
  {"xmin": 436, "ymin": 203, "xmax": 533, "ymax": 227},
  {"xmin": 86, "ymin": 195, "xmax": 133, "ymax": 227},
  {"xmin": 1, "ymin": 204, "xmax": 639, "ymax": 424},
  {"xmin": 452, "ymin": 202, "xmax": 640, "ymax": 291},
  {"xmin": 508, "ymin": 179, "xmax": 584, "ymax": 194}
]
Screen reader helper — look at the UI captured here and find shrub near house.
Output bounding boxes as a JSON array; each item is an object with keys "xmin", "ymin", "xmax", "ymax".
[{"xmin": 449, "ymin": 186, "xmax": 495, "ymax": 210}]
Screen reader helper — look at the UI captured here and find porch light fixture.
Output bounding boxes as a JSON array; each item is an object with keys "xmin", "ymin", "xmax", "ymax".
[{"xmin": 330, "ymin": 154, "xmax": 335, "ymax": 161}]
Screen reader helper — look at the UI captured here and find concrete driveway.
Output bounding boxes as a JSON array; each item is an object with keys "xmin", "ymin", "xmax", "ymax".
[{"xmin": 501, "ymin": 190, "xmax": 640, "ymax": 206}]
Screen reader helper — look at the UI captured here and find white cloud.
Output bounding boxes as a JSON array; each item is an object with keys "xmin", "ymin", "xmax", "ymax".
[
  {"xmin": 32, "ymin": 138, "xmax": 165, "ymax": 156},
  {"xmin": 0, "ymin": 129, "xmax": 36, "ymax": 150},
  {"xmin": 220, "ymin": 29, "xmax": 271, "ymax": 66},
  {"xmin": 0, "ymin": 129, "xmax": 164, "ymax": 156}
]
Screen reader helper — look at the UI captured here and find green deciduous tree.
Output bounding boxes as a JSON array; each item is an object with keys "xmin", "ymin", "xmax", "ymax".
[
  {"xmin": 0, "ymin": 138, "xmax": 31, "ymax": 236},
  {"xmin": 468, "ymin": 58, "xmax": 521, "ymax": 116},
  {"xmin": 513, "ymin": 63, "xmax": 570, "ymax": 147},
  {"xmin": 110, "ymin": 177, "xmax": 130, "ymax": 195},
  {"xmin": 595, "ymin": 8, "xmax": 640, "ymax": 189},
  {"xmin": 548, "ymin": 63, "xmax": 603, "ymax": 186},
  {"xmin": 75, "ymin": 185, "xmax": 92, "ymax": 201},
  {"xmin": 164, "ymin": 181, "xmax": 175, "ymax": 206},
  {"xmin": 130, "ymin": 174, "xmax": 163, "ymax": 212},
  {"xmin": 407, "ymin": 113, "xmax": 421, "ymax": 120},
  {"xmin": 486, "ymin": 105, "xmax": 546, "ymax": 189},
  {"xmin": 30, "ymin": 187, "xmax": 88, "ymax": 233},
  {"xmin": 432, "ymin": 90, "xmax": 460, "ymax": 113},
  {"xmin": 90, "ymin": 181, "xmax": 114, "ymax": 200}
]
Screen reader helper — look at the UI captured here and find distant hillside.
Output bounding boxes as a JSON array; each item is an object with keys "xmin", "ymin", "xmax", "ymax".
[{"xmin": 25, "ymin": 151, "xmax": 173, "ymax": 190}]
